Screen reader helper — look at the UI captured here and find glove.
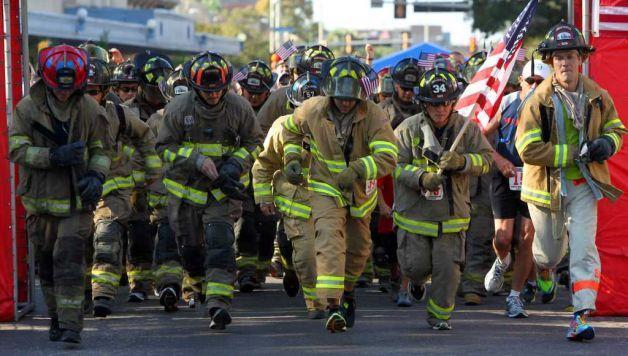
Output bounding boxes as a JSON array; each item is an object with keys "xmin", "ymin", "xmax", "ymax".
[
  {"xmin": 196, "ymin": 156, "xmax": 219, "ymax": 180},
  {"xmin": 587, "ymin": 137, "xmax": 614, "ymax": 163},
  {"xmin": 78, "ymin": 171, "xmax": 104, "ymax": 207},
  {"xmin": 50, "ymin": 141, "xmax": 86, "ymax": 167},
  {"xmin": 420, "ymin": 172, "xmax": 443, "ymax": 191},
  {"xmin": 217, "ymin": 175, "xmax": 247, "ymax": 200},
  {"xmin": 336, "ymin": 166, "xmax": 358, "ymax": 191},
  {"xmin": 438, "ymin": 151, "xmax": 466, "ymax": 172},
  {"xmin": 219, "ymin": 157, "xmax": 243, "ymax": 181},
  {"xmin": 284, "ymin": 160, "xmax": 302, "ymax": 185}
]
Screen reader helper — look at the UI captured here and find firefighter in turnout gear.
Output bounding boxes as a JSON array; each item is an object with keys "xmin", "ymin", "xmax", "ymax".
[
  {"xmin": 380, "ymin": 58, "xmax": 422, "ymax": 128},
  {"xmin": 84, "ymin": 57, "xmax": 162, "ymax": 318},
  {"xmin": 516, "ymin": 21, "xmax": 627, "ymax": 341},
  {"xmin": 156, "ymin": 51, "xmax": 263, "ymax": 330},
  {"xmin": 257, "ymin": 44, "xmax": 334, "ymax": 134},
  {"xmin": 234, "ymin": 60, "xmax": 279, "ymax": 292},
  {"xmin": 10, "ymin": 45, "xmax": 112, "ymax": 344},
  {"xmin": 393, "ymin": 68, "xmax": 492, "ymax": 330},
  {"xmin": 252, "ymin": 73, "xmax": 326, "ymax": 319},
  {"xmin": 125, "ymin": 51, "xmax": 174, "ymax": 302},
  {"xmin": 282, "ymin": 57, "xmax": 397, "ymax": 333},
  {"xmin": 112, "ymin": 59, "xmax": 139, "ymax": 104},
  {"xmin": 149, "ymin": 67, "xmax": 190, "ymax": 311}
]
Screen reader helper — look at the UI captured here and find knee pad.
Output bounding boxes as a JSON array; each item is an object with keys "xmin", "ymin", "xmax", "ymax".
[
  {"xmin": 128, "ymin": 219, "xmax": 156, "ymax": 264},
  {"xmin": 155, "ymin": 222, "xmax": 180, "ymax": 265},
  {"xmin": 204, "ymin": 222, "xmax": 236, "ymax": 270},
  {"xmin": 180, "ymin": 245, "xmax": 205, "ymax": 276},
  {"xmin": 93, "ymin": 220, "xmax": 124, "ymax": 265}
]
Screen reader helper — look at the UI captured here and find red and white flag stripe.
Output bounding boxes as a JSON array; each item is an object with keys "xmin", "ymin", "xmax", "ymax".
[{"xmin": 593, "ymin": 0, "xmax": 628, "ymax": 36}]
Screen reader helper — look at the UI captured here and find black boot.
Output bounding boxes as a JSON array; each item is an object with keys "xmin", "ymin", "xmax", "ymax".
[
  {"xmin": 49, "ymin": 317, "xmax": 62, "ymax": 342},
  {"xmin": 209, "ymin": 307, "xmax": 232, "ymax": 330},
  {"xmin": 60, "ymin": 329, "xmax": 82, "ymax": 344}
]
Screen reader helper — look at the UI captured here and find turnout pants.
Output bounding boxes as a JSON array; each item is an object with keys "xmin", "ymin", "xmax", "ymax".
[
  {"xmin": 528, "ymin": 180, "xmax": 600, "ymax": 313},
  {"xmin": 397, "ymin": 229, "xmax": 464, "ymax": 325},
  {"xmin": 169, "ymin": 197, "xmax": 239, "ymax": 311},
  {"xmin": 311, "ymin": 194, "xmax": 372, "ymax": 300},
  {"xmin": 28, "ymin": 212, "xmax": 93, "ymax": 332},
  {"xmin": 127, "ymin": 188, "xmax": 156, "ymax": 294},
  {"xmin": 91, "ymin": 192, "xmax": 132, "ymax": 302},
  {"xmin": 152, "ymin": 203, "xmax": 183, "ymax": 296}
]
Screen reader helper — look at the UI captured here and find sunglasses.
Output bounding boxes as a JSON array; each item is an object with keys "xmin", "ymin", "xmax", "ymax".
[
  {"xmin": 426, "ymin": 100, "xmax": 454, "ymax": 107},
  {"xmin": 399, "ymin": 86, "xmax": 414, "ymax": 92},
  {"xmin": 86, "ymin": 89, "xmax": 103, "ymax": 96},
  {"xmin": 118, "ymin": 86, "xmax": 138, "ymax": 93}
]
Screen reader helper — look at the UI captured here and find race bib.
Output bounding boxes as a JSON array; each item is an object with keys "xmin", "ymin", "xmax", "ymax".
[
  {"xmin": 365, "ymin": 180, "xmax": 377, "ymax": 196},
  {"xmin": 422, "ymin": 185, "xmax": 443, "ymax": 201},
  {"xmin": 509, "ymin": 167, "xmax": 523, "ymax": 191}
]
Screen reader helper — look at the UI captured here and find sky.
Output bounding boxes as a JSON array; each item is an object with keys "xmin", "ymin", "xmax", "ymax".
[{"xmin": 311, "ymin": 0, "xmax": 480, "ymax": 47}]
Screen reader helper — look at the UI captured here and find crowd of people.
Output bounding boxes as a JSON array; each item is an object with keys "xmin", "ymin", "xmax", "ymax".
[{"xmin": 9, "ymin": 20, "xmax": 625, "ymax": 345}]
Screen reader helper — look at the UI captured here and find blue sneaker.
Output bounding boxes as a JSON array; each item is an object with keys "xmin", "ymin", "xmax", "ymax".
[
  {"xmin": 566, "ymin": 313, "xmax": 595, "ymax": 341},
  {"xmin": 396, "ymin": 291, "xmax": 412, "ymax": 307}
]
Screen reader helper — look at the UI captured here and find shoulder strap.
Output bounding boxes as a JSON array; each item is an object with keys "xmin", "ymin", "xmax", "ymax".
[{"xmin": 114, "ymin": 103, "xmax": 127, "ymax": 141}]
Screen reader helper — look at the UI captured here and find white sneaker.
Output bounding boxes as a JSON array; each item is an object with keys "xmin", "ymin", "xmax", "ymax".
[{"xmin": 484, "ymin": 258, "xmax": 508, "ymax": 293}]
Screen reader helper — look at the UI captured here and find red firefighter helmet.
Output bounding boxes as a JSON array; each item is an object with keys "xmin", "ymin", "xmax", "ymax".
[{"xmin": 38, "ymin": 45, "xmax": 89, "ymax": 90}]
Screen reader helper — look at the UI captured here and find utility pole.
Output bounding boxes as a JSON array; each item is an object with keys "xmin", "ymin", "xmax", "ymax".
[{"xmin": 268, "ymin": 0, "xmax": 282, "ymax": 52}]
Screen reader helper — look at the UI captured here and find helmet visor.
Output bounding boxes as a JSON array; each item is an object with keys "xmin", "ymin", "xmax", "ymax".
[{"xmin": 324, "ymin": 76, "xmax": 365, "ymax": 101}]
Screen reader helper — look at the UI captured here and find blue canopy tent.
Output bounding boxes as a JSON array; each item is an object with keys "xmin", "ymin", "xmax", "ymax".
[{"xmin": 372, "ymin": 42, "xmax": 450, "ymax": 72}]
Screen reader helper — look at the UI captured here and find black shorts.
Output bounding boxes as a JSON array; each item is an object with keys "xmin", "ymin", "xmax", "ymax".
[{"xmin": 490, "ymin": 170, "xmax": 530, "ymax": 220}]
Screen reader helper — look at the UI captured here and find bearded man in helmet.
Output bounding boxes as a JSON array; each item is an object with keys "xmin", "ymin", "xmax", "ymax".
[{"xmin": 516, "ymin": 21, "xmax": 626, "ymax": 341}]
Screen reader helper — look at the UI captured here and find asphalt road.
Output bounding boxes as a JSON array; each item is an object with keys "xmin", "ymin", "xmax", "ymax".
[{"xmin": 1, "ymin": 278, "xmax": 627, "ymax": 355}]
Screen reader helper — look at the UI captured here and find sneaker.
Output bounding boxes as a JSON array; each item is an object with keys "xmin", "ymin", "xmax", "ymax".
[
  {"xmin": 484, "ymin": 258, "xmax": 508, "ymax": 293},
  {"xmin": 282, "ymin": 269, "xmax": 300, "ymax": 297},
  {"xmin": 566, "ymin": 313, "xmax": 595, "ymax": 341},
  {"xmin": 409, "ymin": 282, "xmax": 426, "ymax": 303},
  {"xmin": 340, "ymin": 297, "xmax": 356, "ymax": 328},
  {"xmin": 159, "ymin": 287, "xmax": 179, "ymax": 313},
  {"xmin": 521, "ymin": 282, "xmax": 537, "ymax": 303},
  {"xmin": 188, "ymin": 298, "xmax": 196, "ymax": 309},
  {"xmin": 93, "ymin": 297, "xmax": 112, "ymax": 318},
  {"xmin": 307, "ymin": 309, "xmax": 326, "ymax": 320},
  {"xmin": 396, "ymin": 291, "xmax": 412, "ymax": 307},
  {"xmin": 209, "ymin": 307, "xmax": 232, "ymax": 330},
  {"xmin": 463, "ymin": 293, "xmax": 482, "ymax": 305},
  {"xmin": 49, "ymin": 317, "xmax": 62, "ymax": 342},
  {"xmin": 60, "ymin": 329, "xmax": 81, "ymax": 344},
  {"xmin": 431, "ymin": 320, "xmax": 452, "ymax": 330},
  {"xmin": 505, "ymin": 296, "xmax": 529, "ymax": 318},
  {"xmin": 238, "ymin": 275, "xmax": 256, "ymax": 293},
  {"xmin": 537, "ymin": 271, "xmax": 558, "ymax": 304},
  {"xmin": 325, "ymin": 310, "xmax": 347, "ymax": 333},
  {"xmin": 128, "ymin": 291, "xmax": 146, "ymax": 303}
]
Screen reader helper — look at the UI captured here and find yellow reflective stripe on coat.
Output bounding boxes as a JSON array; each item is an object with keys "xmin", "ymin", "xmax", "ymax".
[
  {"xmin": 21, "ymin": 196, "xmax": 77, "ymax": 215},
  {"xmin": 274, "ymin": 195, "xmax": 311, "ymax": 219},
  {"xmin": 284, "ymin": 143, "xmax": 303, "ymax": 157},
  {"xmin": 205, "ymin": 282, "xmax": 234, "ymax": 298},
  {"xmin": 182, "ymin": 142, "xmax": 229, "ymax": 157},
  {"xmin": 283, "ymin": 114, "xmax": 299, "ymax": 134},
  {"xmin": 360, "ymin": 156, "xmax": 377, "ymax": 180},
  {"xmin": 553, "ymin": 144, "xmax": 569, "ymax": 167},
  {"xmin": 426, "ymin": 298, "xmax": 454, "ymax": 320},
  {"xmin": 253, "ymin": 182, "xmax": 272, "ymax": 197},
  {"xmin": 603, "ymin": 132, "xmax": 621, "ymax": 153},
  {"xmin": 307, "ymin": 179, "xmax": 347, "ymax": 206},
  {"xmin": 316, "ymin": 275, "xmax": 345, "ymax": 289},
  {"xmin": 9, "ymin": 135, "xmax": 32, "ymax": 150},
  {"xmin": 92, "ymin": 270, "xmax": 121, "ymax": 287},
  {"xmin": 309, "ymin": 141, "xmax": 346, "ymax": 174},
  {"xmin": 132, "ymin": 170, "xmax": 146, "ymax": 185},
  {"xmin": 163, "ymin": 177, "xmax": 208, "ymax": 205},
  {"xmin": 88, "ymin": 139, "xmax": 104, "ymax": 149},
  {"xmin": 521, "ymin": 186, "xmax": 551, "ymax": 206},
  {"xmin": 145, "ymin": 154, "xmax": 162, "ymax": 169},
  {"xmin": 122, "ymin": 145, "xmax": 135, "ymax": 159},
  {"xmin": 393, "ymin": 164, "xmax": 419, "ymax": 179},
  {"xmin": 516, "ymin": 128, "xmax": 541, "ymax": 153},
  {"xmin": 603, "ymin": 118, "xmax": 625, "ymax": 131},
  {"xmin": 349, "ymin": 191, "xmax": 378, "ymax": 218},
  {"xmin": 233, "ymin": 147, "xmax": 250, "ymax": 160},
  {"xmin": 148, "ymin": 192, "xmax": 169, "ymax": 208},
  {"xmin": 393, "ymin": 212, "xmax": 439, "ymax": 237},
  {"xmin": 442, "ymin": 218, "xmax": 471, "ymax": 233},
  {"xmin": 102, "ymin": 175, "xmax": 135, "ymax": 196},
  {"xmin": 369, "ymin": 140, "xmax": 398, "ymax": 158}
]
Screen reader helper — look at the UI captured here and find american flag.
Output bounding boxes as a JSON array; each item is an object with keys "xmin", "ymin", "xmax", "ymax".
[
  {"xmin": 361, "ymin": 68, "xmax": 379, "ymax": 97},
  {"xmin": 232, "ymin": 67, "xmax": 248, "ymax": 82},
  {"xmin": 516, "ymin": 47, "xmax": 527, "ymax": 61},
  {"xmin": 455, "ymin": 0, "xmax": 538, "ymax": 130},
  {"xmin": 593, "ymin": 0, "xmax": 628, "ymax": 37},
  {"xmin": 417, "ymin": 52, "xmax": 436, "ymax": 68},
  {"xmin": 275, "ymin": 40, "xmax": 298, "ymax": 61}
]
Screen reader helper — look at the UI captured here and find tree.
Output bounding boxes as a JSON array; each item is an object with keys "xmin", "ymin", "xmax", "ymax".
[
  {"xmin": 280, "ymin": 0, "xmax": 316, "ymax": 43},
  {"xmin": 470, "ymin": 0, "xmax": 565, "ymax": 47}
]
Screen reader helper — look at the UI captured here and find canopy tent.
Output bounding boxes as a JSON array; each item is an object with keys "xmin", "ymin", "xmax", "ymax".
[{"xmin": 372, "ymin": 42, "xmax": 450, "ymax": 72}]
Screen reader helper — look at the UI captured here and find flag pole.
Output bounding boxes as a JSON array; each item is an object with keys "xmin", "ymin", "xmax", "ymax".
[{"xmin": 436, "ymin": 103, "xmax": 478, "ymax": 175}]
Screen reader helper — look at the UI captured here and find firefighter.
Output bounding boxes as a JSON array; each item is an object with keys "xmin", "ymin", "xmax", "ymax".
[
  {"xmin": 124, "ymin": 51, "xmax": 174, "ymax": 303},
  {"xmin": 257, "ymin": 45, "xmax": 334, "ymax": 134},
  {"xmin": 149, "ymin": 66, "xmax": 191, "ymax": 311},
  {"xmin": 282, "ymin": 56, "xmax": 397, "ymax": 333},
  {"xmin": 380, "ymin": 58, "xmax": 422, "ymax": 128},
  {"xmin": 112, "ymin": 60, "xmax": 139, "ymax": 104},
  {"xmin": 233, "ymin": 60, "xmax": 279, "ymax": 292},
  {"xmin": 516, "ymin": 21, "xmax": 627, "ymax": 341},
  {"xmin": 156, "ymin": 51, "xmax": 263, "ymax": 330},
  {"xmin": 10, "ymin": 45, "xmax": 111, "ymax": 344},
  {"xmin": 252, "ymin": 72, "xmax": 326, "ymax": 319},
  {"xmin": 84, "ymin": 58, "xmax": 161, "ymax": 318},
  {"xmin": 393, "ymin": 68, "xmax": 492, "ymax": 330}
]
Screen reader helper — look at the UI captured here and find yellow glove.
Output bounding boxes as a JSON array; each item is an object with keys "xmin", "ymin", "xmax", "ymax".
[
  {"xmin": 420, "ymin": 172, "xmax": 443, "ymax": 191},
  {"xmin": 283, "ymin": 160, "xmax": 302, "ymax": 185},
  {"xmin": 439, "ymin": 151, "xmax": 465, "ymax": 172},
  {"xmin": 336, "ymin": 166, "xmax": 358, "ymax": 191}
]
